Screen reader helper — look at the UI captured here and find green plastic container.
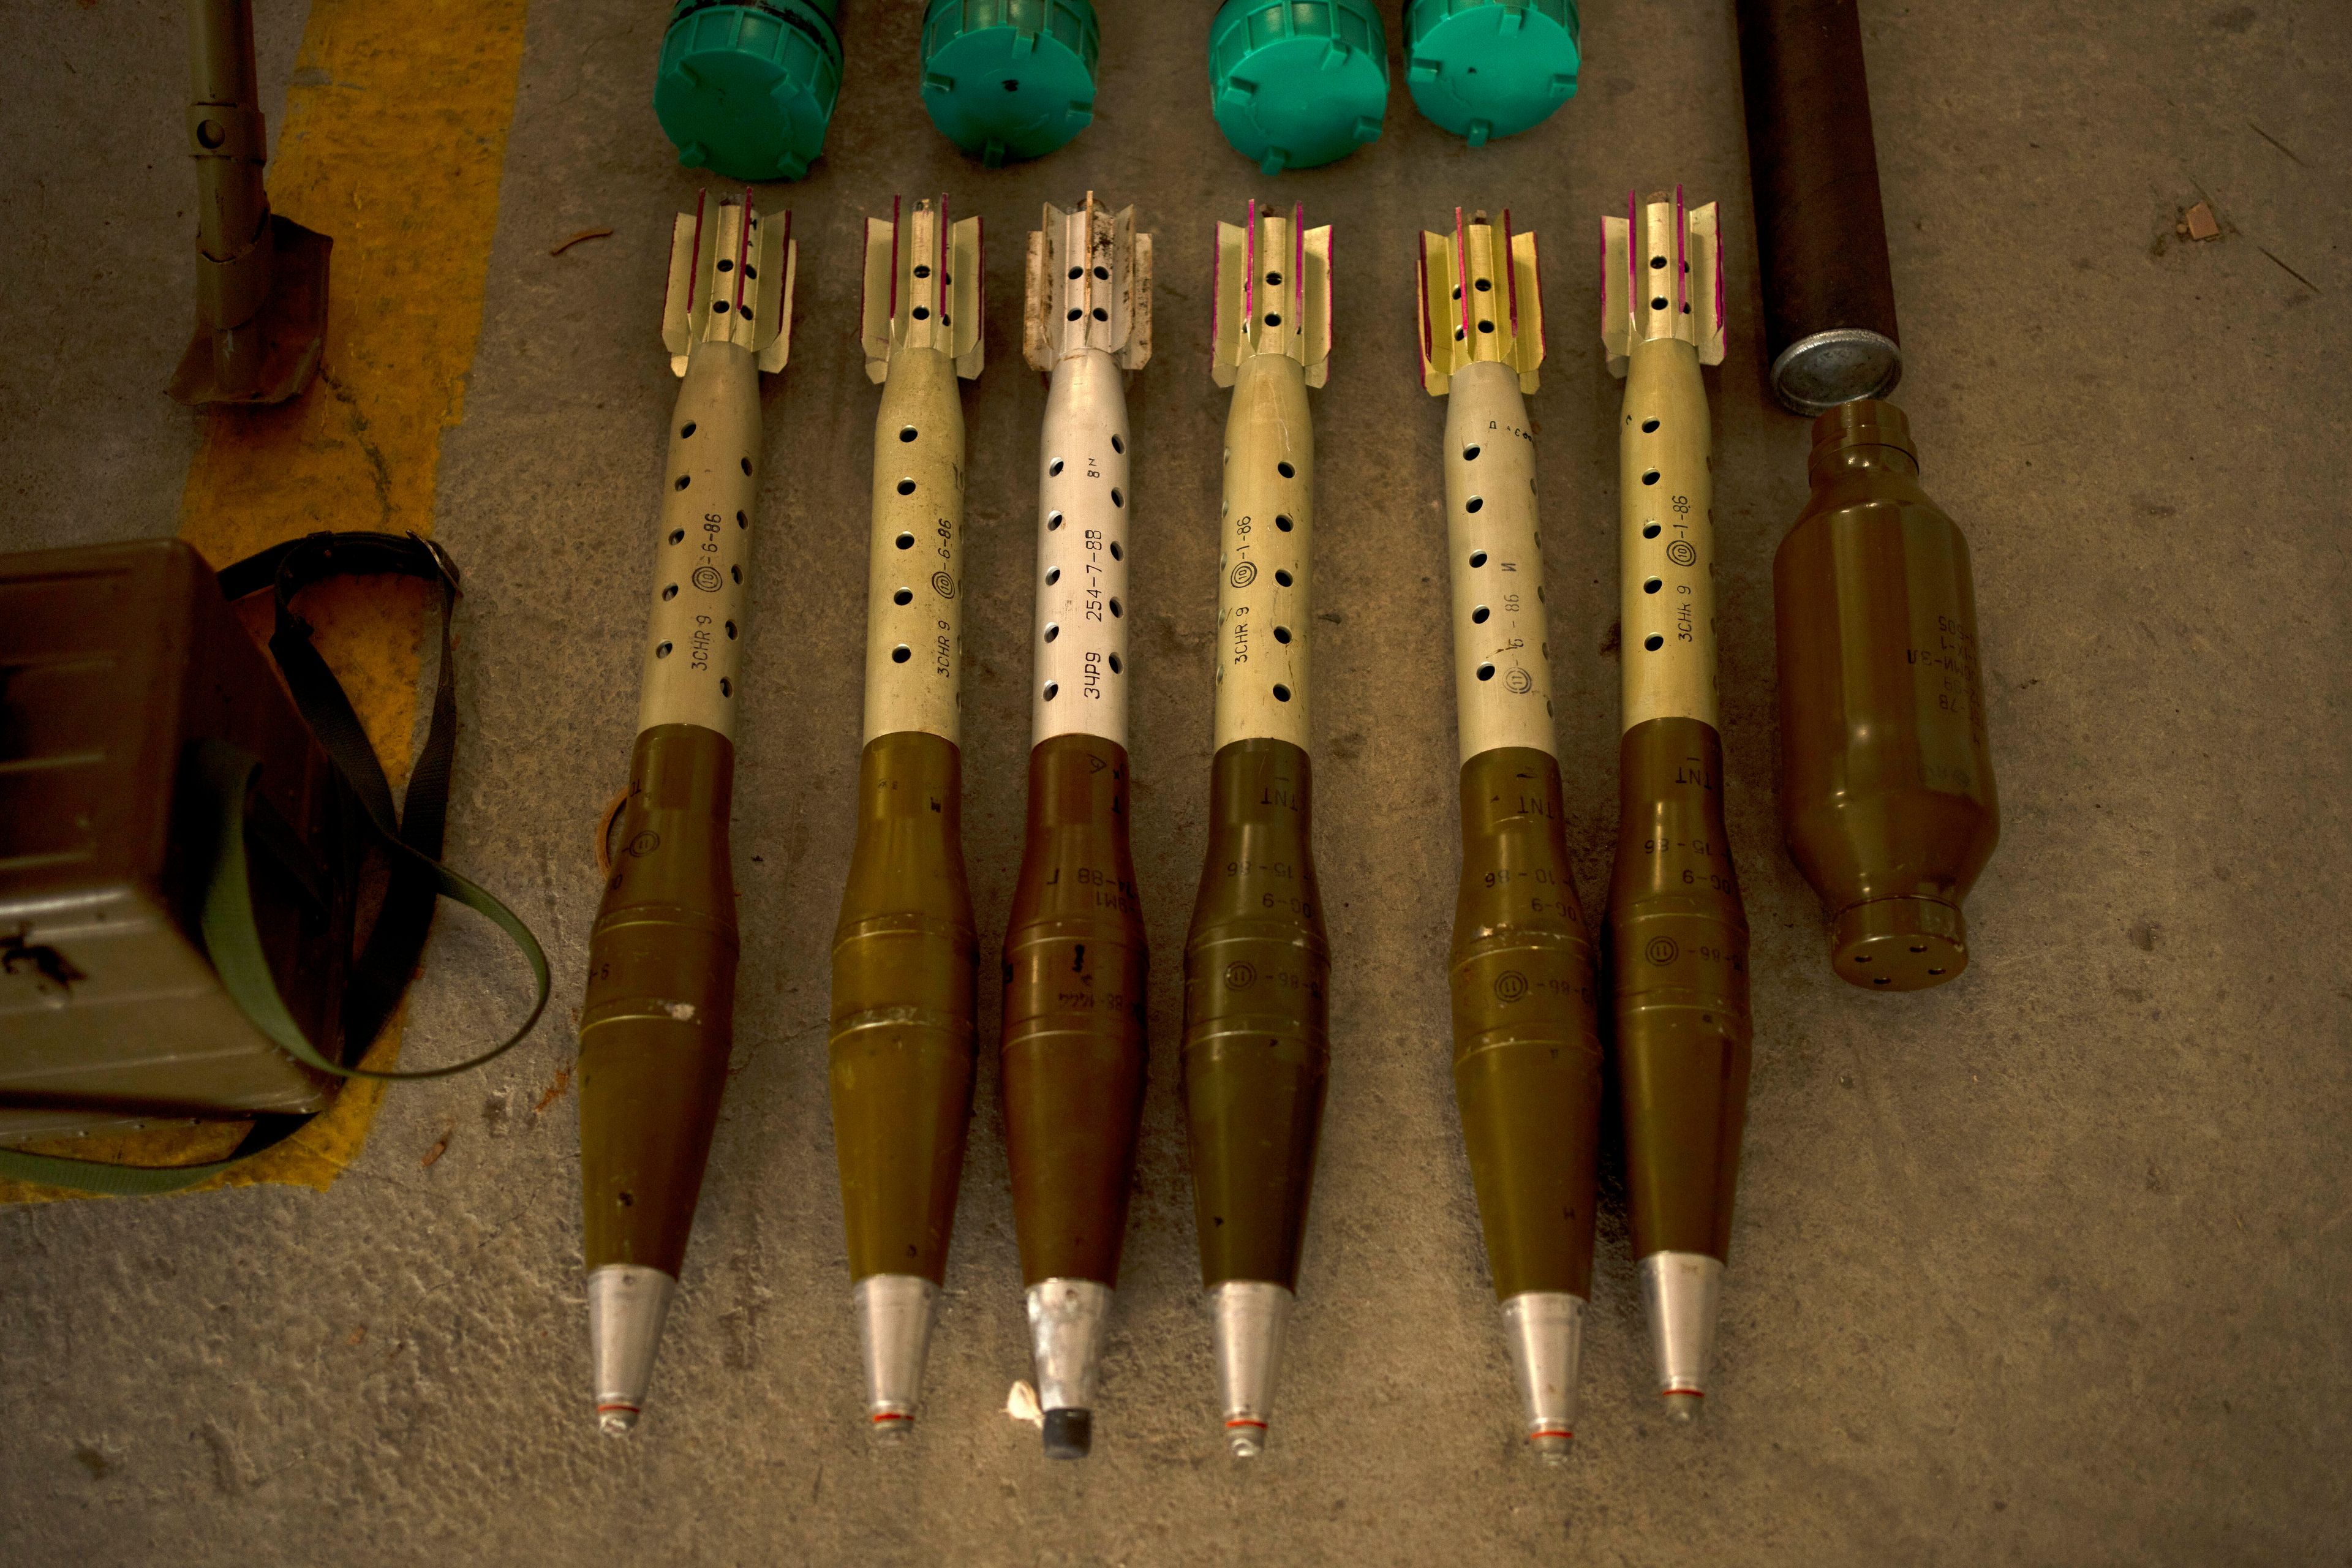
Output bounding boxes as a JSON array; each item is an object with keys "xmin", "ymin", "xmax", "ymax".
[
  {"xmin": 654, "ymin": 0, "xmax": 845, "ymax": 183},
  {"xmin": 1404, "ymin": 0, "xmax": 1579, "ymax": 147},
  {"xmin": 921, "ymin": 0, "xmax": 1099, "ymax": 167},
  {"xmin": 1207, "ymin": 0, "xmax": 1389, "ymax": 175}
]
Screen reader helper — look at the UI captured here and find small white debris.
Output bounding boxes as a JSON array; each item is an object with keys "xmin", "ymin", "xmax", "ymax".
[{"xmin": 1005, "ymin": 1379, "xmax": 1043, "ymax": 1427}]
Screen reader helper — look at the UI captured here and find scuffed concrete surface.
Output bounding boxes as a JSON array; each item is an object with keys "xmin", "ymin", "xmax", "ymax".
[{"xmin": 2, "ymin": 1, "xmax": 2348, "ymax": 1562}]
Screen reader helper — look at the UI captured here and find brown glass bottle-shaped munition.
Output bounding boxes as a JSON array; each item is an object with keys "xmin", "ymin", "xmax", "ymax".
[
  {"xmin": 999, "ymin": 194, "xmax": 1153, "ymax": 1461},
  {"xmin": 1776, "ymin": 401, "xmax": 1997, "ymax": 990}
]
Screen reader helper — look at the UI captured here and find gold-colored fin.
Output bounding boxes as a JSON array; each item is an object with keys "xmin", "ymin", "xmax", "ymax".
[
  {"xmin": 949, "ymin": 215, "xmax": 985, "ymax": 380},
  {"xmin": 861, "ymin": 210, "xmax": 898, "ymax": 384},
  {"xmin": 1509, "ymin": 227, "xmax": 1544, "ymax": 391}
]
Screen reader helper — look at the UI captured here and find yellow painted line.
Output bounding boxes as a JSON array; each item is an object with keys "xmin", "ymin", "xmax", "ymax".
[{"xmin": 0, "ymin": 0, "xmax": 532, "ymax": 1203}]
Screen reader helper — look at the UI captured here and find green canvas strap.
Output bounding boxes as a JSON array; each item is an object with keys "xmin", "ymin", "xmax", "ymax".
[{"xmin": 0, "ymin": 744, "xmax": 549, "ymax": 1195}]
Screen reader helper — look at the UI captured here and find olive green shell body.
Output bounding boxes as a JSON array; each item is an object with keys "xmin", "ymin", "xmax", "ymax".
[
  {"xmin": 1449, "ymin": 747, "xmax": 1604, "ymax": 1302},
  {"xmin": 1607, "ymin": 717, "xmax": 1752, "ymax": 1263},
  {"xmin": 1182, "ymin": 737, "xmax": 1330, "ymax": 1290},
  {"xmin": 1001, "ymin": 732, "xmax": 1150, "ymax": 1288},
  {"xmin": 1775, "ymin": 401, "xmax": 1998, "ymax": 990},
  {"xmin": 579, "ymin": 723, "xmax": 741, "ymax": 1276},
  {"xmin": 829, "ymin": 730, "xmax": 978, "ymax": 1284}
]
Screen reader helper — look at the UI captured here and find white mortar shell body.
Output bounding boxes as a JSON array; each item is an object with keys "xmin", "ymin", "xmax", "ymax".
[
  {"xmin": 1445, "ymin": 361, "xmax": 1556, "ymax": 764},
  {"xmin": 1031, "ymin": 348, "xmax": 1133, "ymax": 748},
  {"xmin": 1213, "ymin": 353, "xmax": 1315, "ymax": 752},
  {"xmin": 638, "ymin": 339, "xmax": 759, "ymax": 739},
  {"xmin": 864, "ymin": 345, "xmax": 969, "ymax": 746},
  {"xmin": 1618, "ymin": 334, "xmax": 1719, "ymax": 731}
]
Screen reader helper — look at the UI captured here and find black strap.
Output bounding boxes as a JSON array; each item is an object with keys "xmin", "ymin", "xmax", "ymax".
[{"xmin": 219, "ymin": 531, "xmax": 462, "ymax": 1062}]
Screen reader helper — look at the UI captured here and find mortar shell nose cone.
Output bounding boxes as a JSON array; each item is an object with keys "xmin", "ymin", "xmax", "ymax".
[
  {"xmin": 587, "ymin": 1264, "xmax": 676, "ymax": 1438},
  {"xmin": 1661, "ymin": 1390, "xmax": 1704, "ymax": 1424},
  {"xmin": 1042, "ymin": 1407, "xmax": 1093, "ymax": 1459},
  {"xmin": 1210, "ymin": 1281, "xmax": 1292, "ymax": 1460},
  {"xmin": 856, "ymin": 1274, "xmax": 940, "ymax": 1437},
  {"xmin": 1502, "ymin": 1291, "xmax": 1585, "ymax": 1459},
  {"xmin": 1640, "ymin": 1251, "xmax": 1723, "ymax": 1410},
  {"xmin": 1529, "ymin": 1429, "xmax": 1574, "ymax": 1462}
]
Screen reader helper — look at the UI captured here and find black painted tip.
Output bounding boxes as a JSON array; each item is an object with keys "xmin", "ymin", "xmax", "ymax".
[{"xmin": 1041, "ymin": 1407, "xmax": 1093, "ymax": 1460}]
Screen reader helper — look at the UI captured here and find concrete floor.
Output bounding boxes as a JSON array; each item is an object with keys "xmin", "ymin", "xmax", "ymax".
[{"xmin": 4, "ymin": 0, "xmax": 2349, "ymax": 1561}]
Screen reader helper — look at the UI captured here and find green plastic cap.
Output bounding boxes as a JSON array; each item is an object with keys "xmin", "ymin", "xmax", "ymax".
[
  {"xmin": 1404, "ymin": 0, "xmax": 1579, "ymax": 148},
  {"xmin": 655, "ymin": 0, "xmax": 845, "ymax": 183},
  {"xmin": 921, "ymin": 0, "xmax": 1099, "ymax": 167},
  {"xmin": 1207, "ymin": 0, "xmax": 1389, "ymax": 175}
]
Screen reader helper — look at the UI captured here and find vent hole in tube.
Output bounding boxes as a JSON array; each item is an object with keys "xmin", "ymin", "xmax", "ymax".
[
  {"xmin": 669, "ymin": 529, "xmax": 685, "ymax": 545},
  {"xmin": 1111, "ymin": 489, "xmax": 1124, "ymax": 507},
  {"xmin": 1274, "ymin": 625, "xmax": 1291, "ymax": 644},
  {"xmin": 662, "ymin": 584, "xmax": 678, "ymax": 601},
  {"xmin": 1109, "ymin": 654, "xmax": 1121, "ymax": 673},
  {"xmin": 1044, "ymin": 624, "xmax": 1060, "ymax": 643},
  {"xmin": 680, "ymin": 422, "xmax": 696, "ymax": 438},
  {"xmin": 1477, "ymin": 663, "xmax": 1496, "ymax": 682},
  {"xmin": 736, "ymin": 510, "xmax": 747, "ymax": 529},
  {"xmin": 1463, "ymin": 445, "xmax": 1480, "ymax": 461},
  {"xmin": 1044, "ymin": 681, "xmax": 1059, "ymax": 700},
  {"xmin": 720, "ymin": 678, "xmax": 731, "ymax": 696},
  {"xmin": 1469, "ymin": 550, "xmax": 1487, "ymax": 567},
  {"xmin": 1471, "ymin": 605, "xmax": 1489, "ymax": 624},
  {"xmin": 1272, "ymin": 684, "xmax": 1292, "ymax": 703},
  {"xmin": 725, "ymin": 621, "xmax": 737, "ymax": 639},
  {"xmin": 1645, "ymin": 578, "xmax": 1662, "ymax": 595},
  {"xmin": 1044, "ymin": 567, "xmax": 1060, "ymax": 585},
  {"xmin": 1642, "ymin": 418, "xmax": 1660, "ymax": 434},
  {"xmin": 1047, "ymin": 511, "xmax": 1064, "ymax": 531},
  {"xmin": 897, "ymin": 478, "xmax": 916, "ymax": 496},
  {"xmin": 900, "ymin": 426, "xmax": 919, "ymax": 443},
  {"xmin": 1276, "ymin": 514, "xmax": 1293, "ymax": 532},
  {"xmin": 1466, "ymin": 496, "xmax": 1483, "ymax": 513},
  {"xmin": 895, "ymin": 532, "xmax": 914, "ymax": 550},
  {"xmin": 1650, "ymin": 255, "xmax": 1667, "ymax": 270},
  {"xmin": 1644, "ymin": 634, "xmax": 1664, "ymax": 651},
  {"xmin": 1278, "ymin": 461, "xmax": 1295, "ymax": 479},
  {"xmin": 1275, "ymin": 568, "xmax": 1292, "ymax": 587},
  {"xmin": 674, "ymin": 475, "xmax": 690, "ymax": 491},
  {"xmin": 655, "ymin": 641, "xmax": 673, "ymax": 658},
  {"xmin": 892, "ymin": 645, "xmax": 911, "ymax": 664},
  {"xmin": 1643, "ymin": 523, "xmax": 1662, "ymax": 539},
  {"xmin": 1110, "ymin": 541, "xmax": 1122, "ymax": 560},
  {"xmin": 1112, "ymin": 434, "xmax": 1124, "ymax": 454},
  {"xmin": 1642, "ymin": 470, "xmax": 1660, "ymax": 487},
  {"xmin": 1050, "ymin": 459, "xmax": 1065, "ymax": 477},
  {"xmin": 894, "ymin": 587, "xmax": 913, "ymax": 605},
  {"xmin": 1109, "ymin": 597, "xmax": 1123, "ymax": 617}
]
